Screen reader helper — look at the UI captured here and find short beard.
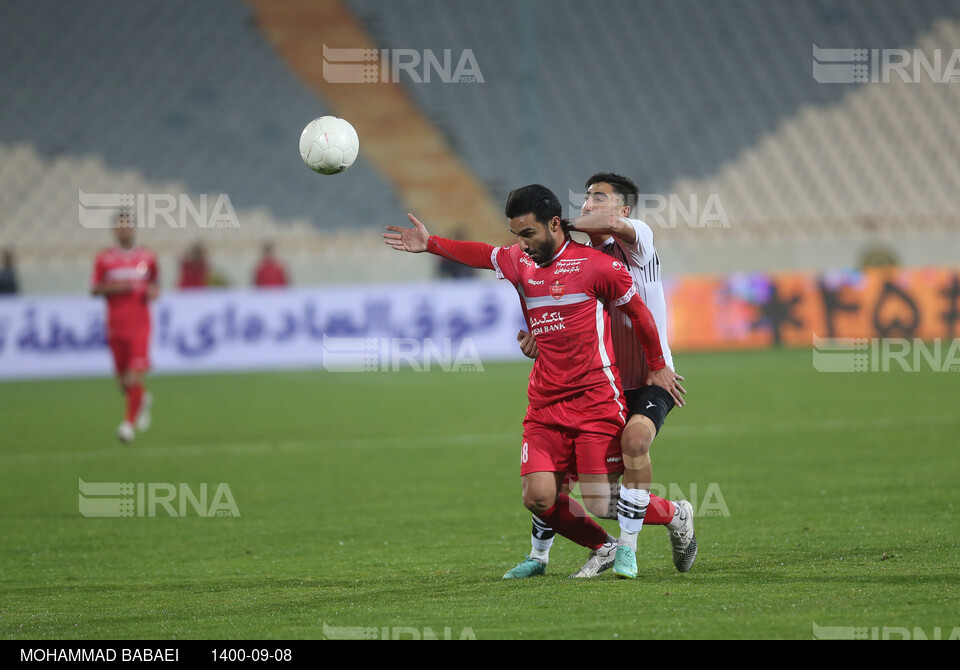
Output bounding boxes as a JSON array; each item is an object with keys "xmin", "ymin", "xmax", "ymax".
[{"xmin": 534, "ymin": 237, "xmax": 557, "ymax": 266}]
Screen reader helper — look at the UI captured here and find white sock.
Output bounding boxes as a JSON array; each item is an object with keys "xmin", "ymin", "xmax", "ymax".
[
  {"xmin": 530, "ymin": 516, "xmax": 555, "ymax": 563},
  {"xmin": 617, "ymin": 487, "xmax": 649, "ymax": 552},
  {"xmin": 529, "ymin": 542, "xmax": 552, "ymax": 563}
]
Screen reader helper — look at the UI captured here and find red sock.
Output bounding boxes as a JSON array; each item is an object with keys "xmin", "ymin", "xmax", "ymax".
[
  {"xmin": 643, "ymin": 494, "xmax": 676, "ymax": 525},
  {"xmin": 537, "ymin": 493, "xmax": 608, "ymax": 550},
  {"xmin": 125, "ymin": 383, "xmax": 144, "ymax": 424}
]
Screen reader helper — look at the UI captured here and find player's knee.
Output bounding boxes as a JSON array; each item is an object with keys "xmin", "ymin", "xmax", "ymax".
[
  {"xmin": 522, "ymin": 491, "xmax": 555, "ymax": 515},
  {"xmin": 621, "ymin": 429, "xmax": 652, "ymax": 458}
]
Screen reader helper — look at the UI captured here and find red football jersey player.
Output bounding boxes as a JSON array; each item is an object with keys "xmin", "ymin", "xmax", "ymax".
[
  {"xmin": 91, "ymin": 212, "xmax": 159, "ymax": 443},
  {"xmin": 384, "ymin": 185, "xmax": 685, "ymax": 575},
  {"xmin": 252, "ymin": 241, "xmax": 289, "ymax": 287}
]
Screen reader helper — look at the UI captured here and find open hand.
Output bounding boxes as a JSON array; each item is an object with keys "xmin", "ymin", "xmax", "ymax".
[
  {"xmin": 646, "ymin": 366, "xmax": 686, "ymax": 408},
  {"xmin": 383, "ymin": 213, "xmax": 430, "ymax": 253}
]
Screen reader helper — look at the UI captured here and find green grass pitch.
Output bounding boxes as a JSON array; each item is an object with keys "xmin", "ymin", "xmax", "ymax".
[{"xmin": 1, "ymin": 349, "xmax": 958, "ymax": 639}]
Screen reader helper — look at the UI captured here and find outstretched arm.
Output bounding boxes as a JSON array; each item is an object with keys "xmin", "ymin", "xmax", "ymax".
[{"xmin": 384, "ymin": 214, "xmax": 498, "ymax": 270}]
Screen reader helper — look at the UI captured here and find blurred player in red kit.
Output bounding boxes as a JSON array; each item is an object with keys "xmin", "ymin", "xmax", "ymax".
[
  {"xmin": 91, "ymin": 212, "xmax": 158, "ymax": 443},
  {"xmin": 253, "ymin": 241, "xmax": 289, "ymax": 287}
]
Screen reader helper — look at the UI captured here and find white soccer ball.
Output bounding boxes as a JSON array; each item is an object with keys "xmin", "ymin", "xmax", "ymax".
[{"xmin": 299, "ymin": 116, "xmax": 359, "ymax": 175}]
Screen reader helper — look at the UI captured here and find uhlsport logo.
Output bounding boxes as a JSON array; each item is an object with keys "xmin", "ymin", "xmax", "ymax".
[
  {"xmin": 79, "ymin": 189, "xmax": 239, "ymax": 229},
  {"xmin": 812, "ymin": 334, "xmax": 960, "ymax": 372},
  {"xmin": 813, "ymin": 44, "xmax": 960, "ymax": 84},
  {"xmin": 322, "ymin": 44, "xmax": 483, "ymax": 84},
  {"xmin": 78, "ymin": 478, "xmax": 239, "ymax": 518}
]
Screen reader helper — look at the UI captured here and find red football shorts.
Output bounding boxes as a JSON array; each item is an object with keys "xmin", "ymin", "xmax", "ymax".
[
  {"xmin": 108, "ymin": 329, "xmax": 151, "ymax": 374},
  {"xmin": 520, "ymin": 384, "xmax": 626, "ymax": 476}
]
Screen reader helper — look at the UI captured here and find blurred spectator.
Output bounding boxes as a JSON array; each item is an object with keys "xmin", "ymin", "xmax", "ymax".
[
  {"xmin": 859, "ymin": 244, "xmax": 899, "ymax": 270},
  {"xmin": 178, "ymin": 242, "xmax": 209, "ymax": 289},
  {"xmin": 207, "ymin": 269, "xmax": 231, "ymax": 288},
  {"xmin": 0, "ymin": 248, "xmax": 19, "ymax": 295},
  {"xmin": 253, "ymin": 241, "xmax": 289, "ymax": 287},
  {"xmin": 437, "ymin": 227, "xmax": 475, "ymax": 279}
]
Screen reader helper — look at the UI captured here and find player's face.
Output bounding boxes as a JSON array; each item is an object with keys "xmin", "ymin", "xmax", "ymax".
[
  {"xmin": 582, "ymin": 182, "xmax": 630, "ymax": 218},
  {"xmin": 113, "ymin": 218, "xmax": 135, "ymax": 248},
  {"xmin": 509, "ymin": 213, "xmax": 559, "ymax": 265}
]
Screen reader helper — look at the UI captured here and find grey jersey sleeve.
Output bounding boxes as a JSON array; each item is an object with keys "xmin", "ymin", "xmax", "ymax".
[{"xmin": 616, "ymin": 218, "xmax": 656, "ymax": 268}]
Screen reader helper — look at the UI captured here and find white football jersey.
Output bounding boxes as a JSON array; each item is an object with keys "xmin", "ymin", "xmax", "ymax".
[{"xmin": 594, "ymin": 218, "xmax": 674, "ymax": 390}]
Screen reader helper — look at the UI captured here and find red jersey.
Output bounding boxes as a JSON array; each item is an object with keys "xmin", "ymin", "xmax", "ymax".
[
  {"xmin": 427, "ymin": 236, "xmax": 665, "ymax": 409},
  {"xmin": 178, "ymin": 259, "xmax": 207, "ymax": 289},
  {"xmin": 254, "ymin": 259, "xmax": 288, "ymax": 287},
  {"xmin": 91, "ymin": 246, "xmax": 158, "ymax": 333}
]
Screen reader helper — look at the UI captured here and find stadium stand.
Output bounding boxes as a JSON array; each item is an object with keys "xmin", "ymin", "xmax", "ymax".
[
  {"xmin": 1, "ymin": 0, "xmax": 959, "ymax": 291},
  {"xmin": 0, "ymin": 0, "xmax": 410, "ymax": 292},
  {"xmin": 345, "ymin": 0, "xmax": 960, "ymax": 272}
]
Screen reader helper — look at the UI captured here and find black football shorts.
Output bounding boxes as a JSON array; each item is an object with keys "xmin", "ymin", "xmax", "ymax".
[{"xmin": 624, "ymin": 384, "xmax": 675, "ymax": 434}]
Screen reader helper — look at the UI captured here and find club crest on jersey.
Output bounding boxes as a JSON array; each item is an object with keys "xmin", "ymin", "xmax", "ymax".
[
  {"xmin": 550, "ymin": 280, "xmax": 565, "ymax": 300},
  {"xmin": 612, "ymin": 260, "xmax": 622, "ymax": 271}
]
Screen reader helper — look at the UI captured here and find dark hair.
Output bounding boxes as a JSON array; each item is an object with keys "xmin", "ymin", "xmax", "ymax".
[
  {"xmin": 504, "ymin": 184, "xmax": 562, "ymax": 225},
  {"xmin": 585, "ymin": 172, "xmax": 640, "ymax": 213}
]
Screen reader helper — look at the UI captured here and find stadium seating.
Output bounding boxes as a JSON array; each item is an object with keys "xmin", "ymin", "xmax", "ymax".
[
  {"xmin": 1, "ymin": 0, "xmax": 959, "ymax": 291},
  {"xmin": 0, "ymin": 0, "xmax": 409, "ymax": 292},
  {"xmin": 344, "ymin": 0, "xmax": 960, "ymax": 272}
]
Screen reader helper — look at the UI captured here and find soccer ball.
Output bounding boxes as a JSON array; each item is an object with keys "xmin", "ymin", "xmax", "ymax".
[{"xmin": 299, "ymin": 116, "xmax": 360, "ymax": 175}]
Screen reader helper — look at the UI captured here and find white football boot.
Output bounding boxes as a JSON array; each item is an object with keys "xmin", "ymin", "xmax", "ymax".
[
  {"xmin": 116, "ymin": 421, "xmax": 135, "ymax": 444},
  {"xmin": 667, "ymin": 500, "xmax": 697, "ymax": 572},
  {"xmin": 569, "ymin": 541, "xmax": 618, "ymax": 578}
]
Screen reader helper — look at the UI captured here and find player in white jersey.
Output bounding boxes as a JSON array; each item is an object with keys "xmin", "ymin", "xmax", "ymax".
[{"xmin": 512, "ymin": 173, "xmax": 696, "ymax": 579}]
